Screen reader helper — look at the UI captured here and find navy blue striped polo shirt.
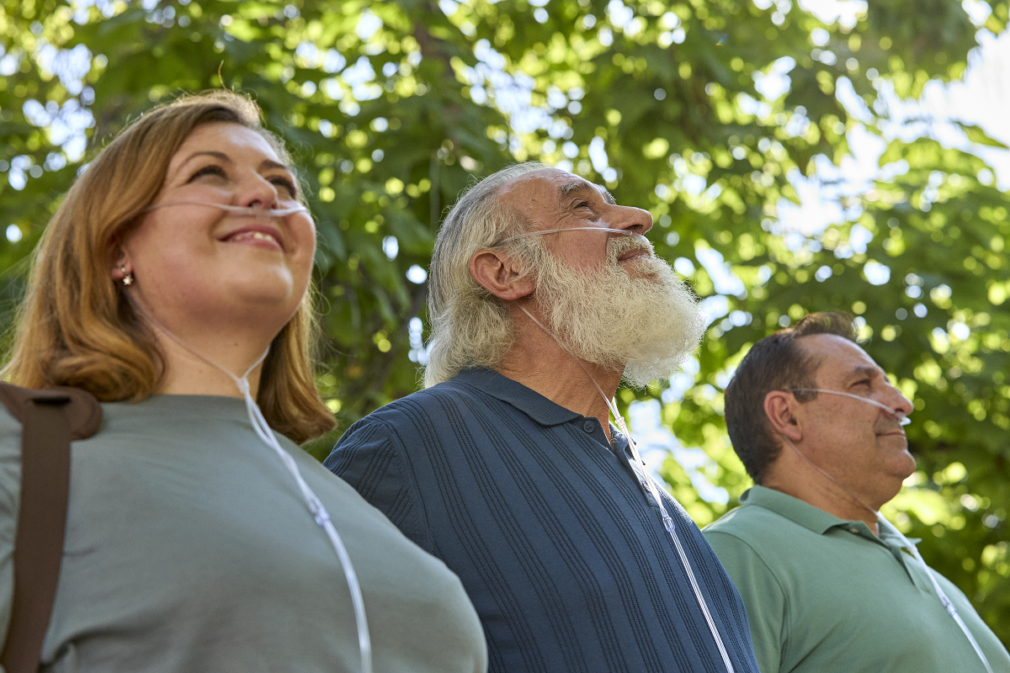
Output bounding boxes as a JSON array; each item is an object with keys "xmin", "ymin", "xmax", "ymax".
[{"xmin": 325, "ymin": 368, "xmax": 759, "ymax": 673}]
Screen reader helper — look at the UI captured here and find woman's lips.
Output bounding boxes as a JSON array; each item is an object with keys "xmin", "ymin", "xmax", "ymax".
[{"xmin": 221, "ymin": 226, "xmax": 284, "ymax": 251}]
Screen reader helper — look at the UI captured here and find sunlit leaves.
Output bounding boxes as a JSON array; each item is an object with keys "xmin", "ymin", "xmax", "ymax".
[{"xmin": 4, "ymin": 0, "xmax": 1010, "ymax": 641}]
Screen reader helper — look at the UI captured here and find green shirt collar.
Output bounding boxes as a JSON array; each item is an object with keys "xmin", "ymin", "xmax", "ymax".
[{"xmin": 740, "ymin": 485, "xmax": 884, "ymax": 541}]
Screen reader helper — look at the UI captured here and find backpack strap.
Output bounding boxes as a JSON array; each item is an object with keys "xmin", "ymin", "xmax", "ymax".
[{"xmin": 0, "ymin": 384, "xmax": 101, "ymax": 673}]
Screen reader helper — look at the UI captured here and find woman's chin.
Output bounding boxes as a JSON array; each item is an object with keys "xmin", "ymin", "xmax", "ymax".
[{"xmin": 223, "ymin": 267, "xmax": 301, "ymax": 305}]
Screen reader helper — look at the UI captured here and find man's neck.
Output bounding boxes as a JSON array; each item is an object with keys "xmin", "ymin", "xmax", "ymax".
[
  {"xmin": 495, "ymin": 334, "xmax": 623, "ymax": 443},
  {"xmin": 762, "ymin": 471, "xmax": 882, "ymax": 536}
]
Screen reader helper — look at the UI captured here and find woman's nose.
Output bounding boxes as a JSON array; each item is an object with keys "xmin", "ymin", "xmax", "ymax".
[{"xmin": 237, "ymin": 173, "xmax": 280, "ymax": 209}]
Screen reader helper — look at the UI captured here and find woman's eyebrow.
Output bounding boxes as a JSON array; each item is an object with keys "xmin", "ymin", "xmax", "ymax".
[
  {"xmin": 164, "ymin": 150, "xmax": 228, "ymax": 181},
  {"xmin": 170, "ymin": 152, "xmax": 293, "ymax": 178},
  {"xmin": 260, "ymin": 158, "xmax": 293, "ymax": 173},
  {"xmin": 181, "ymin": 150, "xmax": 230, "ymax": 166}
]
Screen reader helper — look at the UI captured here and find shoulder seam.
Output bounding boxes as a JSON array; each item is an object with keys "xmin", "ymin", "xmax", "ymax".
[
  {"xmin": 704, "ymin": 528, "xmax": 791, "ymax": 645},
  {"xmin": 362, "ymin": 415, "xmax": 435, "ymax": 552}
]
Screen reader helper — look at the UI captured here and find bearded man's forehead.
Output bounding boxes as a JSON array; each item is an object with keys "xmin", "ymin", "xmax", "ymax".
[{"xmin": 501, "ymin": 169, "xmax": 614, "ymax": 206}]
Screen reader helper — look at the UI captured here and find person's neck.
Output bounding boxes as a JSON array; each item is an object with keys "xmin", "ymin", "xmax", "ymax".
[
  {"xmin": 152, "ymin": 330, "xmax": 270, "ymax": 399},
  {"xmin": 494, "ymin": 322, "xmax": 623, "ymax": 443},
  {"xmin": 762, "ymin": 457, "xmax": 883, "ymax": 535}
]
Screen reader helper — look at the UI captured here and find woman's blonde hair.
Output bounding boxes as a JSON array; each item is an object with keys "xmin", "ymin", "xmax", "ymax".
[{"xmin": 2, "ymin": 90, "xmax": 336, "ymax": 444}]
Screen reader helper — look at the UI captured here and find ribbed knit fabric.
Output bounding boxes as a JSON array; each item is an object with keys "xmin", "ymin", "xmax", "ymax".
[{"xmin": 325, "ymin": 368, "xmax": 760, "ymax": 673}]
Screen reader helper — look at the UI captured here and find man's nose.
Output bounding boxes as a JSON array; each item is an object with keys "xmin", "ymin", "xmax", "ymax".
[
  {"xmin": 883, "ymin": 383, "xmax": 914, "ymax": 416},
  {"xmin": 611, "ymin": 204, "xmax": 653, "ymax": 236}
]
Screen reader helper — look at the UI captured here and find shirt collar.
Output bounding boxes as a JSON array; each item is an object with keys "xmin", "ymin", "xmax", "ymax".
[
  {"xmin": 453, "ymin": 368, "xmax": 584, "ymax": 427},
  {"xmin": 741, "ymin": 486, "xmax": 918, "ymax": 550},
  {"xmin": 740, "ymin": 485, "xmax": 866, "ymax": 535}
]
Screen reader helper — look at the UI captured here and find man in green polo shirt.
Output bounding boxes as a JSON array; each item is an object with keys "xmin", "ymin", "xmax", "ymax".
[{"xmin": 703, "ymin": 312, "xmax": 1010, "ymax": 673}]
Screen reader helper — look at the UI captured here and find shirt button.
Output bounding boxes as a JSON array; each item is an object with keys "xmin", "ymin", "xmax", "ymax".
[{"xmin": 583, "ymin": 421, "xmax": 595, "ymax": 433}]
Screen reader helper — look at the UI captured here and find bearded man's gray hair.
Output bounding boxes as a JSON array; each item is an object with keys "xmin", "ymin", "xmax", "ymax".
[{"xmin": 424, "ymin": 162, "xmax": 550, "ymax": 388}]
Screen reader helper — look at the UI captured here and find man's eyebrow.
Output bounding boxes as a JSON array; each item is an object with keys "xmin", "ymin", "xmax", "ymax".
[
  {"xmin": 559, "ymin": 181, "xmax": 616, "ymax": 205},
  {"xmin": 848, "ymin": 365, "xmax": 882, "ymax": 380},
  {"xmin": 559, "ymin": 182, "xmax": 591, "ymax": 199}
]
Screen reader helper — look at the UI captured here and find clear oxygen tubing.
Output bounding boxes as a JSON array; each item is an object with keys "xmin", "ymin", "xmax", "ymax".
[
  {"xmin": 876, "ymin": 516, "xmax": 994, "ymax": 673},
  {"xmin": 124, "ymin": 279, "xmax": 372, "ymax": 673},
  {"xmin": 498, "ymin": 226, "xmax": 637, "ymax": 245},
  {"xmin": 780, "ymin": 392, "xmax": 993, "ymax": 673},
  {"xmin": 516, "ymin": 302, "xmax": 737, "ymax": 673},
  {"xmin": 788, "ymin": 388, "xmax": 911, "ymax": 425},
  {"xmin": 142, "ymin": 201, "xmax": 309, "ymax": 218}
]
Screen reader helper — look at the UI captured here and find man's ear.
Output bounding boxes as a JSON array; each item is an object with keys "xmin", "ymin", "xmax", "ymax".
[
  {"xmin": 470, "ymin": 248, "xmax": 535, "ymax": 301},
  {"xmin": 764, "ymin": 390, "xmax": 803, "ymax": 442}
]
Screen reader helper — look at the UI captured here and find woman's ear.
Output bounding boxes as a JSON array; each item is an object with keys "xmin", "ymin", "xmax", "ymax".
[
  {"xmin": 764, "ymin": 390, "xmax": 804, "ymax": 442},
  {"xmin": 109, "ymin": 243, "xmax": 132, "ymax": 282},
  {"xmin": 469, "ymin": 248, "xmax": 535, "ymax": 301}
]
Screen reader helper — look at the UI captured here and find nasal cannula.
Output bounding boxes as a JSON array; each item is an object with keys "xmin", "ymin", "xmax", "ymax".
[
  {"xmin": 498, "ymin": 226, "xmax": 637, "ymax": 245},
  {"xmin": 129, "ymin": 200, "xmax": 373, "ymax": 673},
  {"xmin": 143, "ymin": 201, "xmax": 309, "ymax": 217},
  {"xmin": 782, "ymin": 389, "xmax": 993, "ymax": 673},
  {"xmin": 517, "ymin": 304, "xmax": 737, "ymax": 673},
  {"xmin": 503, "ymin": 223, "xmax": 737, "ymax": 671},
  {"xmin": 789, "ymin": 388, "xmax": 910, "ymax": 425}
]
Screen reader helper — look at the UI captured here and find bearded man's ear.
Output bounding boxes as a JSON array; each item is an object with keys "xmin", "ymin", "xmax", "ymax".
[{"xmin": 470, "ymin": 249, "xmax": 535, "ymax": 301}]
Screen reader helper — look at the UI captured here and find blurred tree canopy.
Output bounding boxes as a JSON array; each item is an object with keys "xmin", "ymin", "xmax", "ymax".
[{"xmin": 3, "ymin": 0, "xmax": 1010, "ymax": 645}]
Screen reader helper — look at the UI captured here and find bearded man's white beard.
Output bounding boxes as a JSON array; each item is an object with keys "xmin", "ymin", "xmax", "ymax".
[{"xmin": 532, "ymin": 235, "xmax": 706, "ymax": 388}]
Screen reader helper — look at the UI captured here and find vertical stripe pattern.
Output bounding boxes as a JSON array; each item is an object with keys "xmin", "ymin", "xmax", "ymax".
[{"xmin": 325, "ymin": 369, "xmax": 759, "ymax": 673}]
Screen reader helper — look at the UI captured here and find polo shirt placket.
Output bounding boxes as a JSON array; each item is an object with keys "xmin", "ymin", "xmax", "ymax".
[
  {"xmin": 704, "ymin": 485, "xmax": 1010, "ymax": 673},
  {"xmin": 327, "ymin": 368, "xmax": 760, "ymax": 673}
]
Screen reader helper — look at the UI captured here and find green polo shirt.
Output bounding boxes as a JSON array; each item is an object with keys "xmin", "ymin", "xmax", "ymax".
[{"xmin": 703, "ymin": 486, "xmax": 1010, "ymax": 673}]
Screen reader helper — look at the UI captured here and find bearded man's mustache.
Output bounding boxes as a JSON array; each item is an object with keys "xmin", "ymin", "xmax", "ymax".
[
  {"xmin": 605, "ymin": 233, "xmax": 655, "ymax": 264},
  {"xmin": 532, "ymin": 234, "xmax": 705, "ymax": 387}
]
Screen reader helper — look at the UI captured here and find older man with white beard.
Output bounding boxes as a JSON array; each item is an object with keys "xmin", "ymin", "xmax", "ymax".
[{"xmin": 325, "ymin": 163, "xmax": 761, "ymax": 673}]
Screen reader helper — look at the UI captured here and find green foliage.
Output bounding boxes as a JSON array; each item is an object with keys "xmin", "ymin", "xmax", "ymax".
[{"xmin": 3, "ymin": 0, "xmax": 1010, "ymax": 645}]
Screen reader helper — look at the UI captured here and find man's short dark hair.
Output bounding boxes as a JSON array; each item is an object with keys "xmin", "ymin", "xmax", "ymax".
[{"xmin": 724, "ymin": 312, "xmax": 857, "ymax": 484}]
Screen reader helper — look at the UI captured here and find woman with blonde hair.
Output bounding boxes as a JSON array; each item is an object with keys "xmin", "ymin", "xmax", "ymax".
[{"xmin": 0, "ymin": 90, "xmax": 486, "ymax": 673}]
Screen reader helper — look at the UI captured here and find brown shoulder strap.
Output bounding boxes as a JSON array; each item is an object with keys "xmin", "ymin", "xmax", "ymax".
[{"xmin": 0, "ymin": 383, "xmax": 101, "ymax": 673}]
